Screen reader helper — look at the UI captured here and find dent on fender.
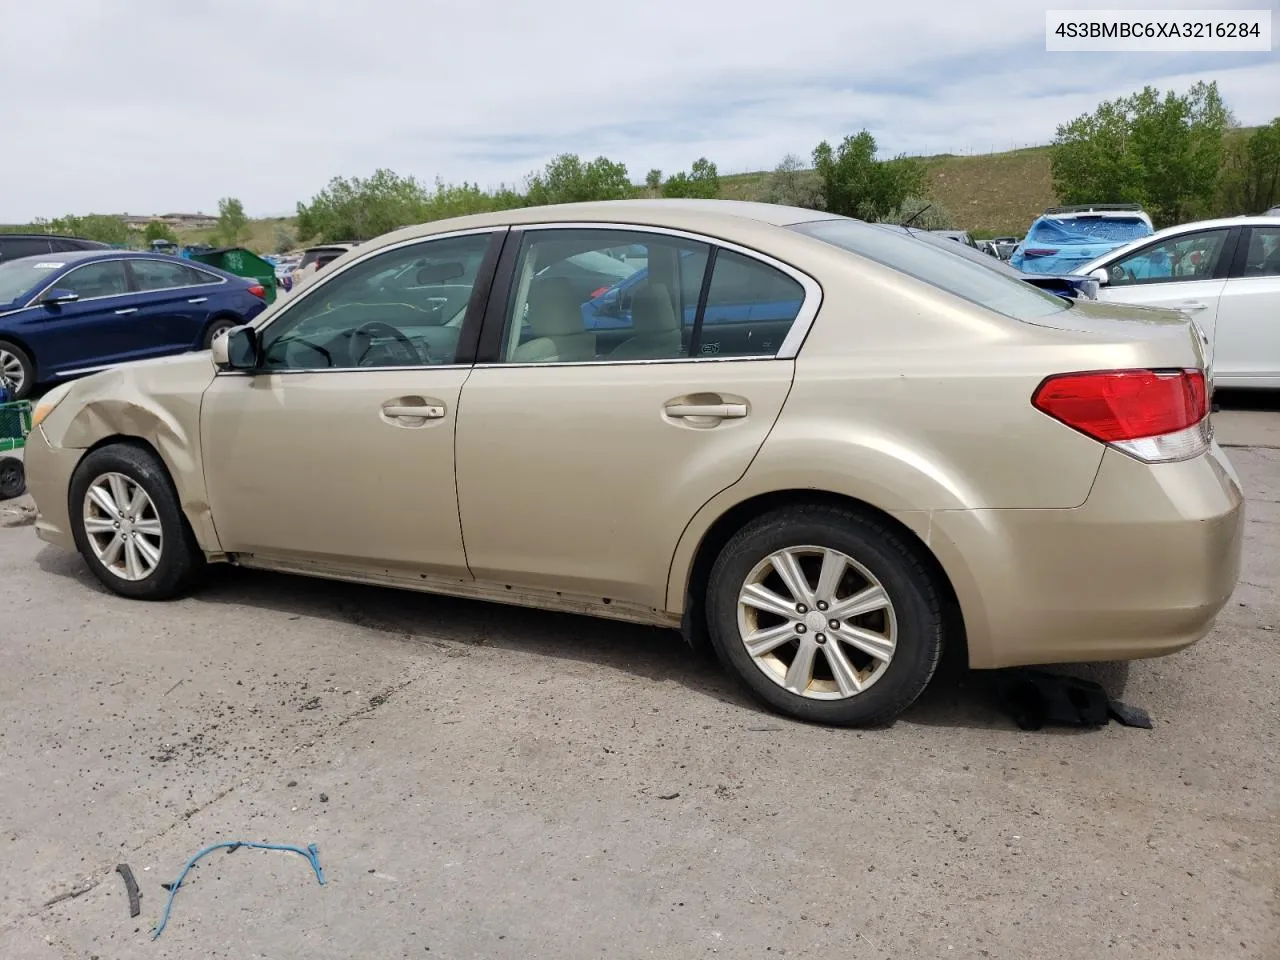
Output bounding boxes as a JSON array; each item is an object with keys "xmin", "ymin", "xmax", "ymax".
[{"xmin": 44, "ymin": 361, "xmax": 221, "ymax": 552}]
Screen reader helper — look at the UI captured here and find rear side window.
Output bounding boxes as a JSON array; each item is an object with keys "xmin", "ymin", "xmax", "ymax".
[
  {"xmin": 1241, "ymin": 227, "xmax": 1280, "ymax": 278},
  {"xmin": 130, "ymin": 259, "xmax": 204, "ymax": 292},
  {"xmin": 793, "ymin": 219, "xmax": 1069, "ymax": 321},
  {"xmin": 0, "ymin": 237, "xmax": 52, "ymax": 261}
]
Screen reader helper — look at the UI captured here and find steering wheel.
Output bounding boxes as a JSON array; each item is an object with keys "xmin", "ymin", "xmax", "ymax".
[{"xmin": 350, "ymin": 321, "xmax": 424, "ymax": 366}]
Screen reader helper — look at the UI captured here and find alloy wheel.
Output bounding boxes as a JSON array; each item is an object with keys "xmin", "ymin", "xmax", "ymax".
[
  {"xmin": 736, "ymin": 545, "xmax": 897, "ymax": 700},
  {"xmin": 0, "ymin": 348, "xmax": 24, "ymax": 395},
  {"xmin": 82, "ymin": 472, "xmax": 164, "ymax": 581}
]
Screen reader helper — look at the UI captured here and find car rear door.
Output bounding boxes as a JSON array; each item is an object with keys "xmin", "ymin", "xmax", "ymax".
[
  {"xmin": 1212, "ymin": 224, "xmax": 1280, "ymax": 386},
  {"xmin": 1093, "ymin": 226, "xmax": 1239, "ymax": 351},
  {"xmin": 124, "ymin": 258, "xmax": 219, "ymax": 351},
  {"xmin": 453, "ymin": 225, "xmax": 816, "ymax": 613}
]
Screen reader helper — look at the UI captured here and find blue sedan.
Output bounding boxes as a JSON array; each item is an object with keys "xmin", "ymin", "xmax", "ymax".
[{"xmin": 0, "ymin": 250, "xmax": 268, "ymax": 399}]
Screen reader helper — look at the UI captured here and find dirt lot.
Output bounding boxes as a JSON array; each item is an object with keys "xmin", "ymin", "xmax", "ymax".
[{"xmin": 0, "ymin": 405, "xmax": 1276, "ymax": 960}]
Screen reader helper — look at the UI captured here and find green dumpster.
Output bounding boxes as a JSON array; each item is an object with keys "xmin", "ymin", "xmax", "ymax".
[{"xmin": 189, "ymin": 247, "xmax": 279, "ymax": 304}]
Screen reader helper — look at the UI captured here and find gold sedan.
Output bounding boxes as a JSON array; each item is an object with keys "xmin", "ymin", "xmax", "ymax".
[{"xmin": 22, "ymin": 200, "xmax": 1245, "ymax": 726}]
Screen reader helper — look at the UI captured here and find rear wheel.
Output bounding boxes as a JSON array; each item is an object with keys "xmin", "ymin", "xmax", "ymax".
[
  {"xmin": 706, "ymin": 504, "xmax": 944, "ymax": 727},
  {"xmin": 202, "ymin": 316, "xmax": 240, "ymax": 349},
  {"xmin": 68, "ymin": 444, "xmax": 205, "ymax": 600},
  {"xmin": 0, "ymin": 340, "xmax": 35, "ymax": 400}
]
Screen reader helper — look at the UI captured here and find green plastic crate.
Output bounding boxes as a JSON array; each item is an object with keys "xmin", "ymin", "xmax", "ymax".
[{"xmin": 0, "ymin": 400, "xmax": 32, "ymax": 453}]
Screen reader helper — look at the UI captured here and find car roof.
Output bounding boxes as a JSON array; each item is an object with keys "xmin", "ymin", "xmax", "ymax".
[
  {"xmin": 0, "ymin": 233, "xmax": 109, "ymax": 244},
  {"xmin": 339, "ymin": 199, "xmax": 845, "ymax": 263}
]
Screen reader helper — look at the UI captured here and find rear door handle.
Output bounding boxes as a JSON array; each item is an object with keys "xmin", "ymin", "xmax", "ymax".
[
  {"xmin": 1179, "ymin": 301, "xmax": 1208, "ymax": 312},
  {"xmin": 114, "ymin": 307, "xmax": 138, "ymax": 315},
  {"xmin": 664, "ymin": 402, "xmax": 747, "ymax": 419},
  {"xmin": 187, "ymin": 297, "xmax": 208, "ymax": 304},
  {"xmin": 383, "ymin": 404, "xmax": 445, "ymax": 419}
]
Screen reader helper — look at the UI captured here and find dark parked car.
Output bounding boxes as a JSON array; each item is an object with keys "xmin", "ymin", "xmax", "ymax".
[
  {"xmin": 0, "ymin": 251, "xmax": 268, "ymax": 399},
  {"xmin": 0, "ymin": 234, "xmax": 109, "ymax": 264}
]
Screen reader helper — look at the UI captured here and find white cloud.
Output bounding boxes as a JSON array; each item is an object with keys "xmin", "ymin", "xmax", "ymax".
[{"xmin": 0, "ymin": 0, "xmax": 1275, "ymax": 220}]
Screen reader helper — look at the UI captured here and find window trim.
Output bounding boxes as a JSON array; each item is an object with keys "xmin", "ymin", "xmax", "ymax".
[
  {"xmin": 225, "ymin": 226, "xmax": 507, "ymax": 376},
  {"xmin": 1098, "ymin": 225, "xmax": 1241, "ymax": 287},
  {"xmin": 473, "ymin": 221, "xmax": 823, "ymax": 368},
  {"xmin": 24, "ymin": 257, "xmax": 135, "ymax": 307}
]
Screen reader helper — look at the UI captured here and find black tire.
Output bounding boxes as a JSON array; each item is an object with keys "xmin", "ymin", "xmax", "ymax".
[
  {"xmin": 0, "ymin": 456, "xmax": 24, "ymax": 500},
  {"xmin": 202, "ymin": 316, "xmax": 240, "ymax": 349},
  {"xmin": 0, "ymin": 339, "xmax": 36, "ymax": 401},
  {"xmin": 68, "ymin": 443, "xmax": 205, "ymax": 600},
  {"xmin": 705, "ymin": 504, "xmax": 944, "ymax": 727}
]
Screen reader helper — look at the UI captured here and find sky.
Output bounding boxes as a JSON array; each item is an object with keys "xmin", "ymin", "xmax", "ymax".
[{"xmin": 0, "ymin": 0, "xmax": 1276, "ymax": 222}]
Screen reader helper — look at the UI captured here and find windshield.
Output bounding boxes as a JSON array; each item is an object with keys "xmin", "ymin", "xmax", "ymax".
[
  {"xmin": 0, "ymin": 257, "xmax": 64, "ymax": 305},
  {"xmin": 1029, "ymin": 217, "xmax": 1150, "ymax": 244},
  {"xmin": 792, "ymin": 219, "xmax": 1069, "ymax": 321}
]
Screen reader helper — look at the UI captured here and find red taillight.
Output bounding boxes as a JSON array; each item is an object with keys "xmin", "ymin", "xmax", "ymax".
[
  {"xmin": 1033, "ymin": 369, "xmax": 1207, "ymax": 442},
  {"xmin": 589, "ymin": 286, "xmax": 610, "ymax": 299},
  {"xmin": 1022, "ymin": 248, "xmax": 1059, "ymax": 257},
  {"xmin": 247, "ymin": 283, "xmax": 266, "ymax": 299}
]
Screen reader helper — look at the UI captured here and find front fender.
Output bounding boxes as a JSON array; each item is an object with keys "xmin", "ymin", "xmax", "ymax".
[{"xmin": 38, "ymin": 353, "xmax": 220, "ymax": 552}]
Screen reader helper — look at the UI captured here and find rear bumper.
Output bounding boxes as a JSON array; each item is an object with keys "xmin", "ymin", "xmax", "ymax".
[
  {"xmin": 929, "ymin": 441, "xmax": 1244, "ymax": 668},
  {"xmin": 23, "ymin": 425, "xmax": 79, "ymax": 552}
]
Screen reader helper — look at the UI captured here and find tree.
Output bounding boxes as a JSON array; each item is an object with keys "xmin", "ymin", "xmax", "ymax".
[
  {"xmin": 1051, "ymin": 81, "xmax": 1234, "ymax": 227},
  {"xmin": 877, "ymin": 196, "xmax": 955, "ymax": 230},
  {"xmin": 214, "ymin": 197, "xmax": 249, "ymax": 246},
  {"xmin": 645, "ymin": 169, "xmax": 663, "ymax": 195},
  {"xmin": 46, "ymin": 214, "xmax": 131, "ymax": 245},
  {"xmin": 812, "ymin": 131, "xmax": 926, "ymax": 220},
  {"xmin": 524, "ymin": 154, "xmax": 632, "ymax": 206},
  {"xmin": 1216, "ymin": 118, "xmax": 1280, "ymax": 215},
  {"xmin": 661, "ymin": 157, "xmax": 721, "ymax": 199},
  {"xmin": 142, "ymin": 220, "xmax": 178, "ymax": 245},
  {"xmin": 761, "ymin": 153, "xmax": 824, "ymax": 209},
  {"xmin": 295, "ymin": 169, "xmax": 431, "ymax": 241},
  {"xmin": 273, "ymin": 223, "xmax": 297, "ymax": 254}
]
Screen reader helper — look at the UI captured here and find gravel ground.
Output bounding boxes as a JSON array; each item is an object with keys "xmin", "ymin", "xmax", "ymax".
[{"xmin": 0, "ymin": 407, "xmax": 1276, "ymax": 960}]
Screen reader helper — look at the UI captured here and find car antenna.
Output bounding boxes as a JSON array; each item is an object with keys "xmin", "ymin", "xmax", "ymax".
[{"xmin": 901, "ymin": 203, "xmax": 933, "ymax": 229}]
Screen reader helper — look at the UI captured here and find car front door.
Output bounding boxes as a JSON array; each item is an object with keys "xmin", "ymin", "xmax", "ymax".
[
  {"xmin": 199, "ymin": 229, "xmax": 502, "ymax": 579},
  {"xmin": 453, "ymin": 225, "xmax": 815, "ymax": 613},
  {"xmin": 1093, "ymin": 227, "xmax": 1239, "ymax": 354},
  {"xmin": 1213, "ymin": 224, "xmax": 1280, "ymax": 386},
  {"xmin": 23, "ymin": 258, "xmax": 148, "ymax": 377},
  {"xmin": 124, "ymin": 258, "xmax": 219, "ymax": 352}
]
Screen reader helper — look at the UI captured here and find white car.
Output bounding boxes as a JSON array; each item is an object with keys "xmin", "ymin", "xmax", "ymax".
[{"xmin": 1077, "ymin": 216, "xmax": 1280, "ymax": 390}]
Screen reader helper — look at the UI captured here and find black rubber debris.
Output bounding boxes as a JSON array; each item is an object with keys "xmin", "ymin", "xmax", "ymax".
[
  {"xmin": 994, "ymin": 669, "xmax": 1152, "ymax": 730},
  {"xmin": 115, "ymin": 864, "xmax": 141, "ymax": 918}
]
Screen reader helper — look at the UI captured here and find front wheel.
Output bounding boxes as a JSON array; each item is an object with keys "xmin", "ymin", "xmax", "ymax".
[
  {"xmin": 706, "ymin": 504, "xmax": 944, "ymax": 727},
  {"xmin": 68, "ymin": 444, "xmax": 205, "ymax": 600},
  {"xmin": 0, "ymin": 456, "xmax": 24, "ymax": 500}
]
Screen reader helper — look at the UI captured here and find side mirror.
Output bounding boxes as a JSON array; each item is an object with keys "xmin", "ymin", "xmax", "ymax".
[
  {"xmin": 41, "ymin": 288, "xmax": 79, "ymax": 307},
  {"xmin": 212, "ymin": 325, "xmax": 259, "ymax": 371},
  {"xmin": 1089, "ymin": 268, "xmax": 1109, "ymax": 286}
]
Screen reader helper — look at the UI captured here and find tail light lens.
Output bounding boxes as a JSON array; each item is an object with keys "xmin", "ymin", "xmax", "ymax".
[
  {"xmin": 247, "ymin": 283, "xmax": 266, "ymax": 299},
  {"xmin": 1032, "ymin": 369, "xmax": 1209, "ymax": 463}
]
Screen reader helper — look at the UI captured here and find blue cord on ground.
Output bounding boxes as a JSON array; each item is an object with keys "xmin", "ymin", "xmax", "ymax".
[{"xmin": 151, "ymin": 840, "xmax": 325, "ymax": 940}]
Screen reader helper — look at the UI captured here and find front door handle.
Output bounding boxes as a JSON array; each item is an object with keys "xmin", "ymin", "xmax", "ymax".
[
  {"xmin": 114, "ymin": 307, "xmax": 138, "ymax": 315},
  {"xmin": 383, "ymin": 403, "xmax": 445, "ymax": 420},
  {"xmin": 1179, "ymin": 300, "xmax": 1208, "ymax": 312},
  {"xmin": 664, "ymin": 402, "xmax": 747, "ymax": 419},
  {"xmin": 187, "ymin": 297, "xmax": 208, "ymax": 304}
]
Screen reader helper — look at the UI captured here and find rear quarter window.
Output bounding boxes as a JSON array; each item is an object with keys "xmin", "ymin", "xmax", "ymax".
[{"xmin": 792, "ymin": 219, "xmax": 1069, "ymax": 322}]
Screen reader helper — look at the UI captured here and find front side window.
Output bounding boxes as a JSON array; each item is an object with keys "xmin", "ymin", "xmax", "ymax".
[
  {"xmin": 793, "ymin": 218, "xmax": 1069, "ymax": 321},
  {"xmin": 259, "ymin": 232, "xmax": 493, "ymax": 370},
  {"xmin": 1106, "ymin": 229, "xmax": 1230, "ymax": 286},
  {"xmin": 499, "ymin": 229, "xmax": 808, "ymax": 364},
  {"xmin": 1241, "ymin": 227, "xmax": 1280, "ymax": 278},
  {"xmin": 56, "ymin": 261, "xmax": 130, "ymax": 300},
  {"xmin": 130, "ymin": 259, "xmax": 208, "ymax": 292}
]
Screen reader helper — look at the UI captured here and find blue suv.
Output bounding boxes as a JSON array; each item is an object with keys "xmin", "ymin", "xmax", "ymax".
[
  {"xmin": 0, "ymin": 251, "xmax": 268, "ymax": 399},
  {"xmin": 1010, "ymin": 205, "xmax": 1154, "ymax": 276}
]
